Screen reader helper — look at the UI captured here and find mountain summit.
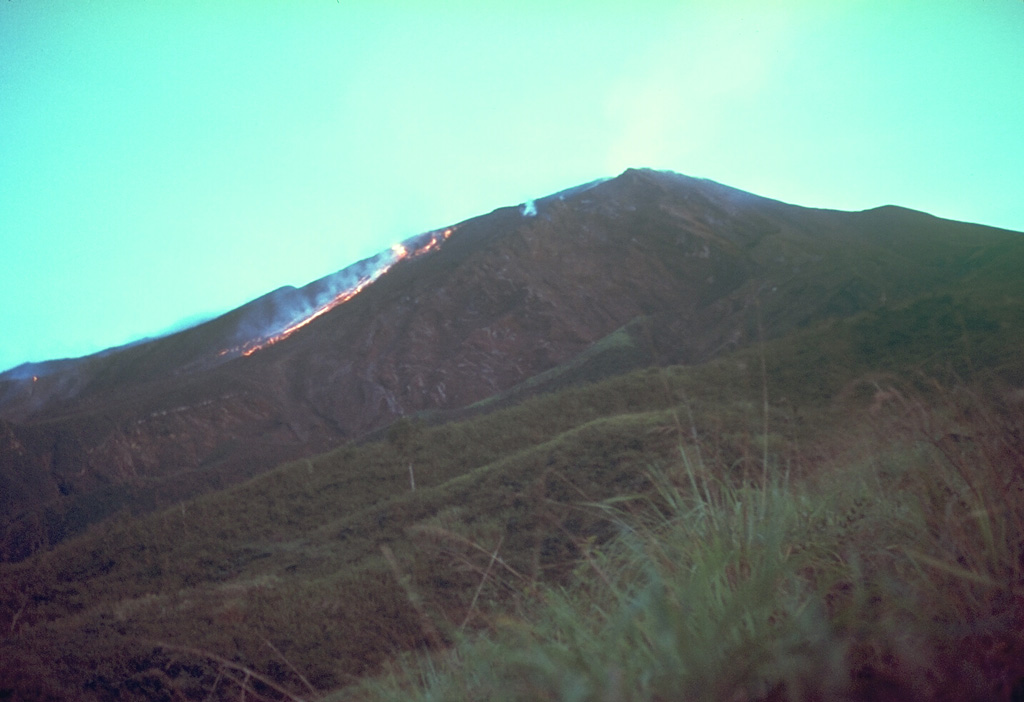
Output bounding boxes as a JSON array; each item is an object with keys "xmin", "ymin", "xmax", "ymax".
[{"xmin": 1, "ymin": 168, "xmax": 1021, "ymax": 560}]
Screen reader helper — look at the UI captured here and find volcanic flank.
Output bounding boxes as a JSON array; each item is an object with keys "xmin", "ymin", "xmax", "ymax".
[{"xmin": 1, "ymin": 167, "xmax": 1022, "ymax": 561}]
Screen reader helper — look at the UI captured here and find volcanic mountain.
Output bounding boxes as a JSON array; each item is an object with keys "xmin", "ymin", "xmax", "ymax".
[{"xmin": 1, "ymin": 167, "xmax": 1022, "ymax": 561}]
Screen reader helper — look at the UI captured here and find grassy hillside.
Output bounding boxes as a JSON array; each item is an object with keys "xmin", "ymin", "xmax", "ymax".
[
  {"xmin": 2, "ymin": 282, "xmax": 1023, "ymax": 700},
  {"xmin": 354, "ymin": 385, "xmax": 1024, "ymax": 702}
]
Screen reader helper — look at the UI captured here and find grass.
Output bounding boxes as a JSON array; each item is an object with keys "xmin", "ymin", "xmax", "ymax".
[
  {"xmin": 2, "ymin": 283, "xmax": 1024, "ymax": 700},
  {"xmin": 345, "ymin": 384, "xmax": 1024, "ymax": 701}
]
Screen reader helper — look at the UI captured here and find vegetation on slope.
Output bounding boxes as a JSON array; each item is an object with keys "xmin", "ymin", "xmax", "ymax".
[
  {"xmin": 355, "ymin": 383, "xmax": 1024, "ymax": 701},
  {"xmin": 1, "ymin": 284, "xmax": 1023, "ymax": 701}
]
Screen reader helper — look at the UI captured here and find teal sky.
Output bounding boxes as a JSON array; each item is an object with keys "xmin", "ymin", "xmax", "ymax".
[{"xmin": 2, "ymin": 1, "xmax": 1023, "ymax": 373}]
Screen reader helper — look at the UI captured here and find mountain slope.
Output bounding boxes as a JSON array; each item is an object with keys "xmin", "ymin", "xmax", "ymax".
[
  {"xmin": 1, "ymin": 168, "xmax": 1022, "ymax": 562},
  {"xmin": 2, "ymin": 288, "xmax": 1022, "ymax": 700}
]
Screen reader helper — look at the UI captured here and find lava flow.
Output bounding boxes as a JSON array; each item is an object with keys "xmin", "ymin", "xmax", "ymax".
[{"xmin": 218, "ymin": 227, "xmax": 456, "ymax": 359}]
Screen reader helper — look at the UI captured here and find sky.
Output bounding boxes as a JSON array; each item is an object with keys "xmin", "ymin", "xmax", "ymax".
[{"xmin": 1, "ymin": 0, "xmax": 1023, "ymax": 373}]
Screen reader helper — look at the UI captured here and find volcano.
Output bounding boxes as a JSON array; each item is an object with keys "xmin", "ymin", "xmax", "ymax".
[{"xmin": 1, "ymin": 167, "xmax": 1022, "ymax": 561}]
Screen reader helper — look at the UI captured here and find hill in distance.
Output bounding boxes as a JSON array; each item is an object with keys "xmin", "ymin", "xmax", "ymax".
[
  {"xmin": 2, "ymin": 168, "xmax": 1024, "ymax": 700},
  {"xmin": 3, "ymin": 168, "xmax": 1023, "ymax": 562}
]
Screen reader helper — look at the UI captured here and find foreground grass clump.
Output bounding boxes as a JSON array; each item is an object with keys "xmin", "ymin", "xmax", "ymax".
[{"xmin": 350, "ymin": 387, "xmax": 1024, "ymax": 702}]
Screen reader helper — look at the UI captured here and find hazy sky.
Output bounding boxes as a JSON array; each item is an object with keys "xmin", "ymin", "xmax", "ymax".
[{"xmin": 2, "ymin": 1, "xmax": 1022, "ymax": 373}]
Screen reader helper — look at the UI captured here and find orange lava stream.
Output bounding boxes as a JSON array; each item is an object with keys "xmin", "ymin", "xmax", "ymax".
[
  {"xmin": 238, "ymin": 270, "xmax": 384, "ymax": 356},
  {"xmin": 219, "ymin": 226, "xmax": 456, "ymax": 359}
]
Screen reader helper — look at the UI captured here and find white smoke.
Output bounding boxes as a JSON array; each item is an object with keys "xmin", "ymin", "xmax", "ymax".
[{"xmin": 520, "ymin": 200, "xmax": 538, "ymax": 217}]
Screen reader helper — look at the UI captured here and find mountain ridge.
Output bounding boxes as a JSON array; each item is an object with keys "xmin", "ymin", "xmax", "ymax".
[{"xmin": 1, "ymin": 167, "xmax": 1022, "ymax": 562}]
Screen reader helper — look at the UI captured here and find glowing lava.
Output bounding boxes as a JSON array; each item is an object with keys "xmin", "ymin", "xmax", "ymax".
[{"xmin": 218, "ymin": 226, "xmax": 457, "ymax": 359}]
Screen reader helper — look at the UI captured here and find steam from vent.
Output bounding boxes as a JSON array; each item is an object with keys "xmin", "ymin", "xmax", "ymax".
[{"xmin": 218, "ymin": 226, "xmax": 457, "ymax": 359}]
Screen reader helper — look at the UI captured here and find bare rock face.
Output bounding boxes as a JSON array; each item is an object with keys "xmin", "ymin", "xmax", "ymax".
[{"xmin": 1, "ymin": 167, "xmax": 1018, "ymax": 559}]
